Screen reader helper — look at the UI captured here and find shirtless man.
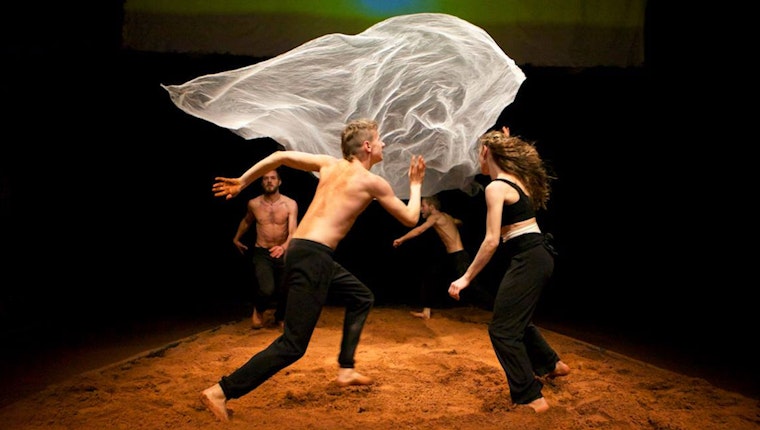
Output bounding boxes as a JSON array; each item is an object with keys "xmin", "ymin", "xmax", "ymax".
[
  {"xmin": 201, "ymin": 118, "xmax": 426, "ymax": 422},
  {"xmin": 393, "ymin": 195, "xmax": 491, "ymax": 319},
  {"xmin": 233, "ymin": 169, "xmax": 297, "ymax": 329}
]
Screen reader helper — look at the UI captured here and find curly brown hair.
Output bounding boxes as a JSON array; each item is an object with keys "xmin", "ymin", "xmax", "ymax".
[{"xmin": 478, "ymin": 130, "xmax": 555, "ymax": 211}]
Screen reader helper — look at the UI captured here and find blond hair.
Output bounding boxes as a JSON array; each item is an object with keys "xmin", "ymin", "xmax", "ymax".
[{"xmin": 341, "ymin": 118, "xmax": 378, "ymax": 161}]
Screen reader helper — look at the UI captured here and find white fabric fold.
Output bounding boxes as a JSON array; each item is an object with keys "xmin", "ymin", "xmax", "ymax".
[{"xmin": 163, "ymin": 13, "xmax": 525, "ymax": 199}]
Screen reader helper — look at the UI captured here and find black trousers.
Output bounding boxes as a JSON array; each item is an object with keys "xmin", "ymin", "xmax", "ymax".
[
  {"xmin": 250, "ymin": 246, "xmax": 287, "ymax": 322},
  {"xmin": 419, "ymin": 249, "xmax": 493, "ymax": 310},
  {"xmin": 220, "ymin": 238, "xmax": 374, "ymax": 399},
  {"xmin": 488, "ymin": 233, "xmax": 560, "ymax": 405}
]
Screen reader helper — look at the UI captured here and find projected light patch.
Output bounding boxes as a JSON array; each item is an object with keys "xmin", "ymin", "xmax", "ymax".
[{"xmin": 358, "ymin": 0, "xmax": 439, "ymax": 16}]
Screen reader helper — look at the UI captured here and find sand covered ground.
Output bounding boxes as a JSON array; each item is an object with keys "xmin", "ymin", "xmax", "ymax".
[{"xmin": 1, "ymin": 305, "xmax": 758, "ymax": 430}]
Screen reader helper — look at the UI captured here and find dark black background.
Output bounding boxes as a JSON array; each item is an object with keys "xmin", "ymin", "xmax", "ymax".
[{"xmin": 1, "ymin": 2, "xmax": 752, "ymax": 396}]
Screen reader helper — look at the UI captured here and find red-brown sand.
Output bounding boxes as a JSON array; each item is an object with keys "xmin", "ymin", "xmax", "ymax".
[{"xmin": 0, "ymin": 306, "xmax": 757, "ymax": 430}]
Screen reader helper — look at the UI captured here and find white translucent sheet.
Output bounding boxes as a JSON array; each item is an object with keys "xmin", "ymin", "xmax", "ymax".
[{"xmin": 162, "ymin": 13, "xmax": 525, "ymax": 199}]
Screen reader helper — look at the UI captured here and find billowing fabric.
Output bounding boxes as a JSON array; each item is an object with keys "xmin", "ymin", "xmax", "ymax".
[{"xmin": 163, "ymin": 13, "xmax": 525, "ymax": 198}]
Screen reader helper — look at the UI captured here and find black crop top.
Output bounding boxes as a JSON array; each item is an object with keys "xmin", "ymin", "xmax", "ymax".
[{"xmin": 493, "ymin": 178, "xmax": 535, "ymax": 225}]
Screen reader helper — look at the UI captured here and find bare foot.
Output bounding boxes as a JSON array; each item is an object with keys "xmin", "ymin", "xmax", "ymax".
[
  {"xmin": 526, "ymin": 397, "xmax": 549, "ymax": 413},
  {"xmin": 336, "ymin": 368, "xmax": 374, "ymax": 387},
  {"xmin": 200, "ymin": 384, "xmax": 230, "ymax": 422},
  {"xmin": 251, "ymin": 309, "xmax": 263, "ymax": 329},
  {"xmin": 410, "ymin": 308, "xmax": 431, "ymax": 319},
  {"xmin": 547, "ymin": 360, "xmax": 570, "ymax": 379}
]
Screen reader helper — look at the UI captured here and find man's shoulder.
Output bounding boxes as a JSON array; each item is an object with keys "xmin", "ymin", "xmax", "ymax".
[
  {"xmin": 358, "ymin": 166, "xmax": 392, "ymax": 186},
  {"xmin": 439, "ymin": 212, "xmax": 462, "ymax": 226},
  {"xmin": 281, "ymin": 194, "xmax": 298, "ymax": 205}
]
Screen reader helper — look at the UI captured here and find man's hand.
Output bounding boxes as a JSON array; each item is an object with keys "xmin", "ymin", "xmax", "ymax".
[
  {"xmin": 233, "ymin": 239, "xmax": 248, "ymax": 255},
  {"xmin": 269, "ymin": 245, "xmax": 285, "ymax": 259},
  {"xmin": 212, "ymin": 177, "xmax": 242, "ymax": 200},
  {"xmin": 408, "ymin": 155, "xmax": 426, "ymax": 185}
]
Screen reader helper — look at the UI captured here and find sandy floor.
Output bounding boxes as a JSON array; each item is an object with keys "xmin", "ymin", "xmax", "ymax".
[{"xmin": 1, "ymin": 305, "xmax": 758, "ymax": 430}]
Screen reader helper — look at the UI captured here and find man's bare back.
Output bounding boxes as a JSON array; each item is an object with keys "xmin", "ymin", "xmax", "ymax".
[
  {"xmin": 205, "ymin": 118, "xmax": 425, "ymax": 422},
  {"xmin": 393, "ymin": 195, "xmax": 468, "ymax": 319},
  {"xmin": 293, "ymin": 158, "xmax": 400, "ymax": 249},
  {"xmin": 429, "ymin": 211, "xmax": 464, "ymax": 253},
  {"xmin": 393, "ymin": 196, "xmax": 463, "ymax": 254}
]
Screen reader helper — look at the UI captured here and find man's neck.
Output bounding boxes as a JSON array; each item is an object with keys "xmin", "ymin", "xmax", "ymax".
[
  {"xmin": 262, "ymin": 192, "xmax": 281, "ymax": 204},
  {"xmin": 349, "ymin": 155, "xmax": 373, "ymax": 171}
]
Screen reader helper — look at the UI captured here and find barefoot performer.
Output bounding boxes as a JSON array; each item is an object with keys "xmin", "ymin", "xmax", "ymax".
[
  {"xmin": 201, "ymin": 118, "xmax": 426, "ymax": 422},
  {"xmin": 449, "ymin": 127, "xmax": 569, "ymax": 413}
]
